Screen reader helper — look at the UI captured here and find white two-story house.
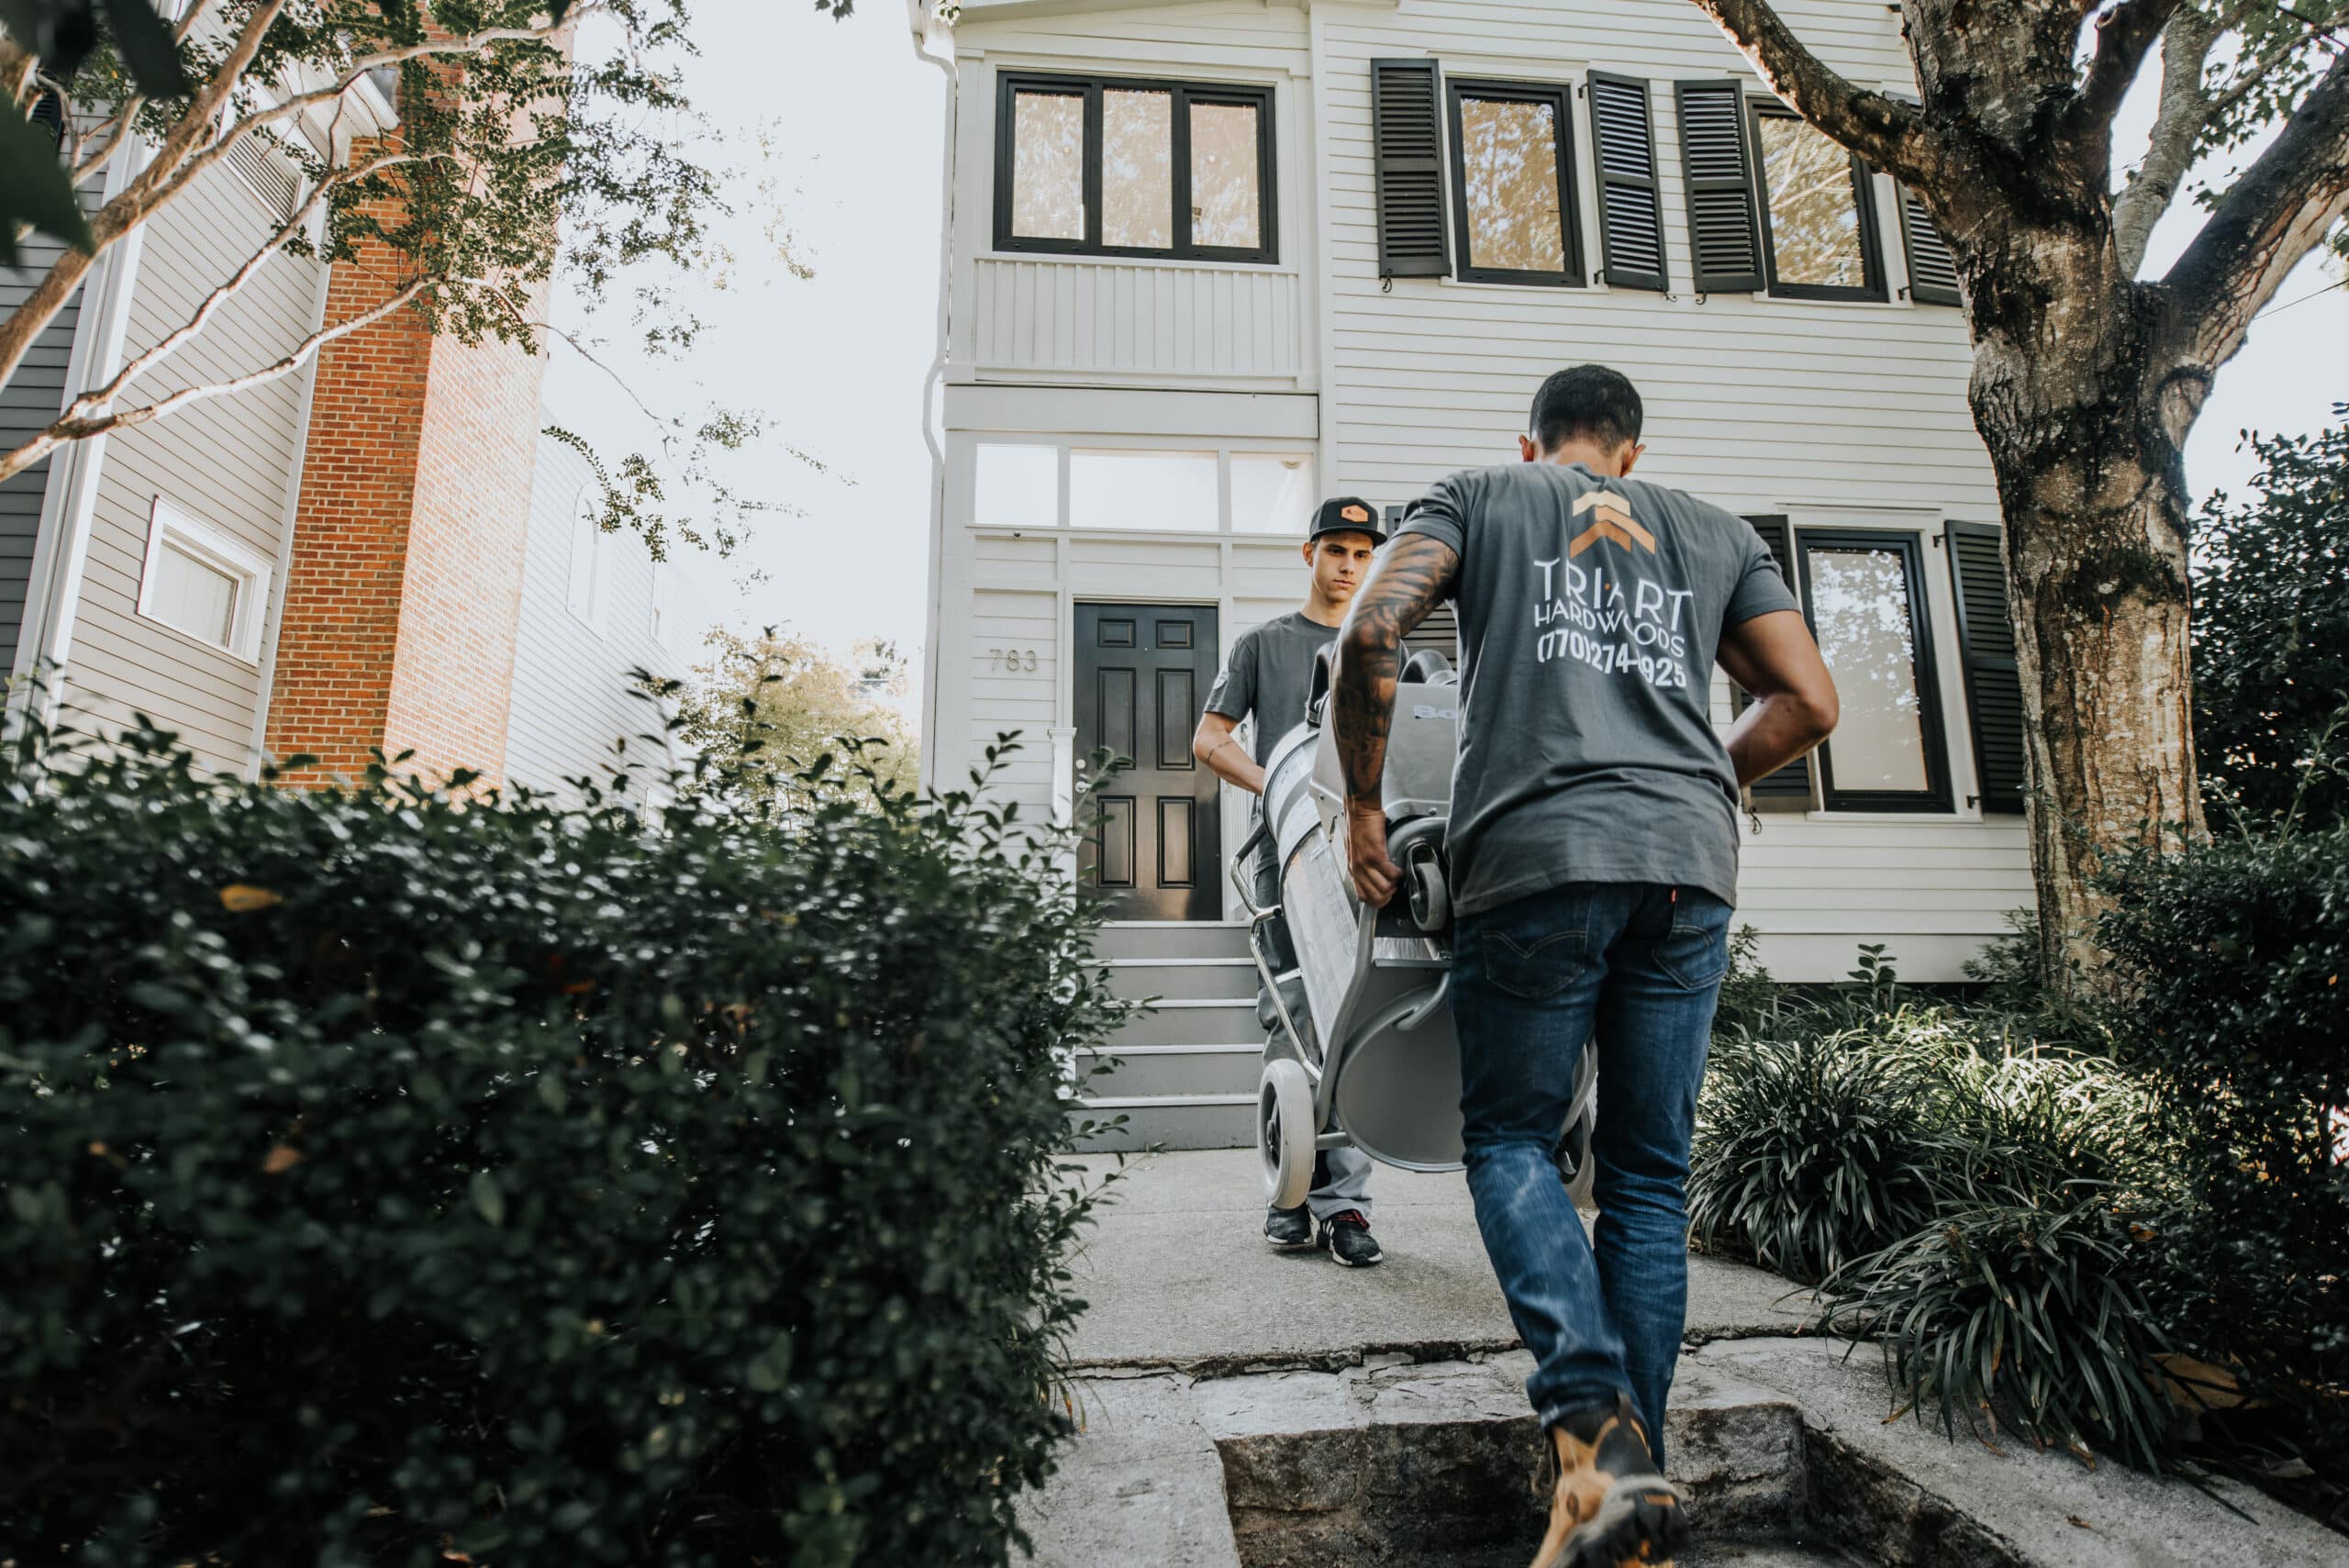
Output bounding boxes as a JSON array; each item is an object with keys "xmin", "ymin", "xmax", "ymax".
[{"xmin": 907, "ymin": 0, "xmax": 2032, "ymax": 1143}]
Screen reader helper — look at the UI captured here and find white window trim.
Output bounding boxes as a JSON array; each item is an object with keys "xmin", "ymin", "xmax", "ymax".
[
  {"xmin": 969, "ymin": 437, "xmax": 1318, "ymax": 535},
  {"xmin": 136, "ymin": 496, "xmax": 273, "ymax": 663},
  {"xmin": 566, "ymin": 484, "xmax": 607, "ymax": 635}
]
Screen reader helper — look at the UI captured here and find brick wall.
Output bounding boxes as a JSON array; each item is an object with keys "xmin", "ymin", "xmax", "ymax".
[{"xmin": 262, "ymin": 165, "xmax": 549, "ymax": 787}]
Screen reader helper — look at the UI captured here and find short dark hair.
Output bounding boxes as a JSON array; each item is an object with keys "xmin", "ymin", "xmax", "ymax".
[{"xmin": 1528, "ymin": 364, "xmax": 1643, "ymax": 452}]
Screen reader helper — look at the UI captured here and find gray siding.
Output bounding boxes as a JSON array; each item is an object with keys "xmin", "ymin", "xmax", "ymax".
[
  {"xmin": 502, "ymin": 430, "xmax": 697, "ymax": 804},
  {"xmin": 57, "ymin": 159, "xmax": 325, "ymax": 774},
  {"xmin": 0, "ymin": 213, "xmax": 94, "ymax": 675}
]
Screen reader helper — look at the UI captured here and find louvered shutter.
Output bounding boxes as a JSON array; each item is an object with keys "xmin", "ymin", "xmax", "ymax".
[
  {"xmin": 1586, "ymin": 72, "xmax": 1666, "ymax": 292},
  {"xmin": 1944, "ymin": 521, "xmax": 2027, "ymax": 813},
  {"xmin": 1674, "ymin": 81, "xmax": 1764, "ymax": 294},
  {"xmin": 1738, "ymin": 516, "xmax": 1812, "ymax": 803},
  {"xmin": 1372, "ymin": 59, "xmax": 1449, "ymax": 279},
  {"xmin": 1899, "ymin": 188, "xmax": 1962, "ymax": 306}
]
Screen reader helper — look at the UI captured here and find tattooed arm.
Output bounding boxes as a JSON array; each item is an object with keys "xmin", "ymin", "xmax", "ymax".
[{"xmin": 1330, "ymin": 532, "xmax": 1461, "ymax": 905}]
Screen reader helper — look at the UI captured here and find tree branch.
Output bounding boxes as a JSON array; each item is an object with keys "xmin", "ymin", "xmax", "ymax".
[
  {"xmin": 0, "ymin": 273, "xmax": 440, "ymax": 484},
  {"xmin": 2163, "ymin": 47, "xmax": 2349, "ymax": 367},
  {"xmin": 1683, "ymin": 0, "xmax": 1937, "ymax": 183},
  {"xmin": 2114, "ymin": 7, "xmax": 2219, "ymax": 273},
  {"xmin": 2076, "ymin": 0, "xmax": 2193, "ymax": 134}
]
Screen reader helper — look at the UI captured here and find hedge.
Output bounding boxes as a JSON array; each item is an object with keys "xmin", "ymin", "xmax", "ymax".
[{"xmin": 0, "ymin": 717, "xmax": 1122, "ymax": 1566}]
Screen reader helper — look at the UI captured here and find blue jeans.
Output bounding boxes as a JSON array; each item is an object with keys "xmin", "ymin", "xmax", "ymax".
[{"xmin": 1452, "ymin": 881, "xmax": 1731, "ymax": 1467}]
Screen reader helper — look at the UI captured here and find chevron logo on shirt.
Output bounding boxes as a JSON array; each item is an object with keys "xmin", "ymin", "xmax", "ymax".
[{"xmin": 1567, "ymin": 489, "xmax": 1656, "ymax": 558}]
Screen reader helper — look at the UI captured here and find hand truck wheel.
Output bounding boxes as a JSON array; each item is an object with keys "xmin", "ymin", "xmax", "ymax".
[{"xmin": 1258, "ymin": 1058, "xmax": 1315, "ymax": 1209}]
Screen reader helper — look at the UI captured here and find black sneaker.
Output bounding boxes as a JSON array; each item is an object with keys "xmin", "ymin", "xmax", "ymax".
[
  {"xmin": 1317, "ymin": 1209, "xmax": 1384, "ymax": 1267},
  {"xmin": 1264, "ymin": 1203, "xmax": 1312, "ymax": 1249},
  {"xmin": 1528, "ymin": 1392, "xmax": 1688, "ymax": 1568}
]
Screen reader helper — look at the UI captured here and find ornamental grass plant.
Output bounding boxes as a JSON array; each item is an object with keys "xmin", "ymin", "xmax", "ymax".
[{"xmin": 0, "ymin": 709, "xmax": 1124, "ymax": 1567}]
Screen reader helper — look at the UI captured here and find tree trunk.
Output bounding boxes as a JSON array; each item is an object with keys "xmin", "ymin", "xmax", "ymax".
[{"xmin": 1963, "ymin": 233, "xmax": 2208, "ymax": 988}]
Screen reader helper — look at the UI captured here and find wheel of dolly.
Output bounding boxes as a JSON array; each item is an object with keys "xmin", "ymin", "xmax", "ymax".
[{"xmin": 1258, "ymin": 1058, "xmax": 1315, "ymax": 1209}]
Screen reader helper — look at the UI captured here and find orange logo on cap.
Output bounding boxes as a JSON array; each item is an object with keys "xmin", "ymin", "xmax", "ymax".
[{"xmin": 1341, "ymin": 503, "xmax": 1371, "ymax": 523}]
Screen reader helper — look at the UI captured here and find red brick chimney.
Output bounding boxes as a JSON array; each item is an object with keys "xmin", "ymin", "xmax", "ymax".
[{"xmin": 262, "ymin": 187, "xmax": 548, "ymax": 788}]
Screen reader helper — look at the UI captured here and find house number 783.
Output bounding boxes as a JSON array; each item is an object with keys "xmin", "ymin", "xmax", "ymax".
[{"xmin": 989, "ymin": 648, "xmax": 1041, "ymax": 673}]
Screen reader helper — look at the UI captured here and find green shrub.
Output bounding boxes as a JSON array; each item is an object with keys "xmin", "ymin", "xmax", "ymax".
[
  {"xmin": 1690, "ymin": 1018, "xmax": 1966, "ymax": 1284},
  {"xmin": 2098, "ymin": 820, "xmax": 2349, "ymax": 1478},
  {"xmin": 1710, "ymin": 923, "xmax": 1778, "ymax": 1038},
  {"xmin": 1819, "ymin": 1195, "xmax": 2175, "ymax": 1470},
  {"xmin": 0, "ymin": 717, "xmax": 1122, "ymax": 1566}
]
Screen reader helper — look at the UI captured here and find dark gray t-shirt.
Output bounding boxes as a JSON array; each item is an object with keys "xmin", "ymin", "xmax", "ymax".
[
  {"xmin": 1203, "ymin": 611, "xmax": 1341, "ymax": 766},
  {"xmin": 1397, "ymin": 462, "xmax": 1800, "ymax": 915}
]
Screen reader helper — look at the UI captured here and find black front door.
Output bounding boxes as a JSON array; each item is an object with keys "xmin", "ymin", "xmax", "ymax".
[{"xmin": 1074, "ymin": 603, "xmax": 1222, "ymax": 921}]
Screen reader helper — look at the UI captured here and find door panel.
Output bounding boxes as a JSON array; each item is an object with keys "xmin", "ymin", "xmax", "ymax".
[{"xmin": 1075, "ymin": 602, "xmax": 1222, "ymax": 920}]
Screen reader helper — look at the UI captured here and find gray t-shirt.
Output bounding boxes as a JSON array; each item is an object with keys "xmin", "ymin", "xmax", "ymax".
[
  {"xmin": 1203, "ymin": 611, "xmax": 1341, "ymax": 766},
  {"xmin": 1397, "ymin": 462, "xmax": 1800, "ymax": 916}
]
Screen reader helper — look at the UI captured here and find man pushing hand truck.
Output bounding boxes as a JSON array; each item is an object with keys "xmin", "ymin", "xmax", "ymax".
[{"xmin": 1330, "ymin": 365, "xmax": 1839, "ymax": 1568}]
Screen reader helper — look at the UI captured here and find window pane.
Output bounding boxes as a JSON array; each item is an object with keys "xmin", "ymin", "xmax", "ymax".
[
  {"xmin": 1010, "ymin": 90, "xmax": 1085, "ymax": 240},
  {"xmin": 150, "ymin": 539, "xmax": 238, "ymax": 647},
  {"xmin": 1458, "ymin": 95, "xmax": 1567, "ymax": 273},
  {"xmin": 1808, "ymin": 545, "xmax": 1930, "ymax": 793},
  {"xmin": 974, "ymin": 443, "xmax": 1059, "ymax": 528},
  {"xmin": 1069, "ymin": 450, "xmax": 1218, "ymax": 530},
  {"xmin": 1230, "ymin": 453, "xmax": 1315, "ymax": 534},
  {"xmin": 1189, "ymin": 100, "xmax": 1262, "ymax": 249},
  {"xmin": 1757, "ymin": 116, "xmax": 1866, "ymax": 288},
  {"xmin": 1102, "ymin": 89, "xmax": 1173, "ymax": 249}
]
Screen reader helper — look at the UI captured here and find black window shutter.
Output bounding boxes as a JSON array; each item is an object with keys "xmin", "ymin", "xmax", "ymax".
[
  {"xmin": 1900, "ymin": 187, "xmax": 1962, "ymax": 306},
  {"xmin": 1733, "ymin": 516, "xmax": 1811, "ymax": 803},
  {"xmin": 1586, "ymin": 72, "xmax": 1666, "ymax": 292},
  {"xmin": 1944, "ymin": 521, "xmax": 2027, "ymax": 813},
  {"xmin": 1674, "ymin": 80, "xmax": 1764, "ymax": 294},
  {"xmin": 1372, "ymin": 59, "xmax": 1449, "ymax": 279}
]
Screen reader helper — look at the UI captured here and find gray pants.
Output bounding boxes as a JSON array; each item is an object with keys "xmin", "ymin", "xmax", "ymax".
[{"xmin": 1251, "ymin": 830, "xmax": 1376, "ymax": 1221}]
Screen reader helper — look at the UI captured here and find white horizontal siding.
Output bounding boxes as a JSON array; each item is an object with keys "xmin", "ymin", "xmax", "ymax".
[
  {"xmin": 973, "ymin": 258, "xmax": 1303, "ymax": 381},
  {"xmin": 501, "ymin": 432, "xmax": 696, "ymax": 806},
  {"xmin": 59, "ymin": 163, "xmax": 323, "ymax": 776}
]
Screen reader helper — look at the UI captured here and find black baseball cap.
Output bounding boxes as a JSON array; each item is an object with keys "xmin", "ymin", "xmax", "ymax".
[{"xmin": 1308, "ymin": 495, "xmax": 1385, "ymax": 545}]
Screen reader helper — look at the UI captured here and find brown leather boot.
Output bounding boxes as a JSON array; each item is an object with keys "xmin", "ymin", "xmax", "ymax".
[{"xmin": 1527, "ymin": 1393, "xmax": 1689, "ymax": 1568}]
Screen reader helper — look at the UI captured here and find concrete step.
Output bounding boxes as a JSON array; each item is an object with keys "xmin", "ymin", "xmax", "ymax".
[
  {"xmin": 1108, "ymin": 957, "xmax": 1261, "ymax": 1002},
  {"xmin": 1094, "ymin": 920, "xmax": 1254, "ymax": 961},
  {"xmin": 1109, "ymin": 996, "xmax": 1264, "ymax": 1049},
  {"xmin": 1067, "ymin": 1092, "xmax": 1254, "ymax": 1151},
  {"xmin": 1078, "ymin": 1041, "xmax": 1262, "ymax": 1100}
]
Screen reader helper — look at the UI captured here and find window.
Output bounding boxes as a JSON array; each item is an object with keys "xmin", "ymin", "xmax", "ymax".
[
  {"xmin": 566, "ymin": 487, "xmax": 606, "ymax": 632},
  {"xmin": 1230, "ymin": 453, "xmax": 1316, "ymax": 533},
  {"xmin": 135, "ymin": 498, "xmax": 273, "ymax": 662},
  {"xmin": 974, "ymin": 443, "xmax": 1059, "ymax": 528},
  {"xmin": 1069, "ymin": 450, "xmax": 1218, "ymax": 529},
  {"xmin": 1749, "ymin": 105, "xmax": 1885, "ymax": 301},
  {"xmin": 1796, "ymin": 529, "xmax": 1951, "ymax": 811},
  {"xmin": 970, "ymin": 444, "xmax": 1316, "ymax": 534},
  {"xmin": 995, "ymin": 72, "xmax": 1276, "ymax": 262},
  {"xmin": 1445, "ymin": 79, "xmax": 1582, "ymax": 285}
]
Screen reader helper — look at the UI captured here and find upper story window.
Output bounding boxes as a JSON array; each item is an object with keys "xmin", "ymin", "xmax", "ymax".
[
  {"xmin": 995, "ymin": 72, "xmax": 1277, "ymax": 263},
  {"xmin": 1445, "ymin": 79, "xmax": 1583, "ymax": 286},
  {"xmin": 1747, "ymin": 104, "xmax": 1886, "ymax": 302}
]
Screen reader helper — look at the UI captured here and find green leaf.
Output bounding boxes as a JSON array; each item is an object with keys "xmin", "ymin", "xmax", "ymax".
[
  {"xmin": 0, "ymin": 103, "xmax": 94, "ymax": 266},
  {"xmin": 470, "ymin": 1169, "xmax": 506, "ymax": 1228},
  {"xmin": 99, "ymin": 0, "xmax": 193, "ymax": 98}
]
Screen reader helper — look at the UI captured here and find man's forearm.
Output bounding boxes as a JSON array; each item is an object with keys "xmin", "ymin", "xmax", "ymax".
[
  {"xmin": 1331, "ymin": 534, "xmax": 1460, "ymax": 805},
  {"xmin": 1724, "ymin": 694, "xmax": 1826, "ymax": 786},
  {"xmin": 1201, "ymin": 732, "xmax": 1267, "ymax": 794}
]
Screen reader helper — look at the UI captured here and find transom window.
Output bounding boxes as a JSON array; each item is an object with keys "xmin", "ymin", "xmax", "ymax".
[
  {"xmin": 1749, "ymin": 106, "xmax": 1885, "ymax": 301},
  {"xmin": 971, "ymin": 442, "xmax": 1315, "ymax": 533},
  {"xmin": 1446, "ymin": 79, "xmax": 1583, "ymax": 286},
  {"xmin": 1796, "ymin": 529, "xmax": 1951, "ymax": 811},
  {"xmin": 995, "ymin": 72, "xmax": 1276, "ymax": 262}
]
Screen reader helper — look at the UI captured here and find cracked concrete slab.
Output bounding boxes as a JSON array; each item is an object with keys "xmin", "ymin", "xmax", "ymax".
[{"xmin": 1062, "ymin": 1150, "xmax": 1813, "ymax": 1370}]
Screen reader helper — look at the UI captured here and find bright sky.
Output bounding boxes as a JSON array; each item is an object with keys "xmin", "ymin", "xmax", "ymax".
[{"xmin": 541, "ymin": 3, "xmax": 2348, "ymax": 715}]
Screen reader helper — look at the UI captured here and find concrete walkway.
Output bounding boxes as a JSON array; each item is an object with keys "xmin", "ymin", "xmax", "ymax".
[
  {"xmin": 1037, "ymin": 1150, "xmax": 2347, "ymax": 1568},
  {"xmin": 1063, "ymin": 1149, "xmax": 1812, "ymax": 1370}
]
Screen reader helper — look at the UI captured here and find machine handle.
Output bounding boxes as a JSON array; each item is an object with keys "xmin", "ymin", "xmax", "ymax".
[{"xmin": 1228, "ymin": 817, "xmax": 1276, "ymax": 924}]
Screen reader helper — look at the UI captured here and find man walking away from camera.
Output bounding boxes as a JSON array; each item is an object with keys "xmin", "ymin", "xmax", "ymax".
[{"xmin": 1329, "ymin": 366, "xmax": 1837, "ymax": 1567}]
